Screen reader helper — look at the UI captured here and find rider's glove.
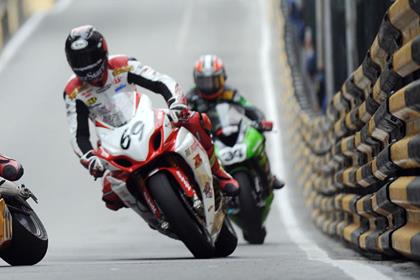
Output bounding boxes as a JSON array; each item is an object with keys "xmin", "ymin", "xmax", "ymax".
[
  {"xmin": 80, "ymin": 150, "xmax": 105, "ymax": 179},
  {"xmin": 168, "ymin": 96, "xmax": 190, "ymax": 124}
]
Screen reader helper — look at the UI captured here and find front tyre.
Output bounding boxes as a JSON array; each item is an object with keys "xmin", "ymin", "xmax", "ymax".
[
  {"xmin": 0, "ymin": 206, "xmax": 48, "ymax": 266},
  {"xmin": 215, "ymin": 217, "xmax": 238, "ymax": 257},
  {"xmin": 148, "ymin": 172, "xmax": 214, "ymax": 258},
  {"xmin": 235, "ymin": 171, "xmax": 266, "ymax": 244}
]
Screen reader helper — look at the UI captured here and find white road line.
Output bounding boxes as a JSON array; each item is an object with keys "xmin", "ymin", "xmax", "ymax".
[
  {"xmin": 258, "ymin": 0, "xmax": 391, "ymax": 279},
  {"xmin": 176, "ymin": 0, "xmax": 194, "ymax": 53}
]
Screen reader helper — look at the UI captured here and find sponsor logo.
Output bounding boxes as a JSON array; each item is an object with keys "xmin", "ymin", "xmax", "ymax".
[
  {"xmin": 96, "ymin": 83, "xmax": 112, "ymax": 93},
  {"xmin": 193, "ymin": 154, "xmax": 203, "ymax": 168},
  {"xmin": 86, "ymin": 97, "xmax": 97, "ymax": 106},
  {"xmin": 203, "ymin": 182, "xmax": 213, "ymax": 198},
  {"xmin": 176, "ymin": 171, "xmax": 192, "ymax": 192},
  {"xmin": 113, "ymin": 77, "xmax": 121, "ymax": 84},
  {"xmin": 71, "ymin": 38, "xmax": 88, "ymax": 50},
  {"xmin": 115, "ymin": 83, "xmax": 127, "ymax": 93},
  {"xmin": 191, "ymin": 140, "xmax": 200, "ymax": 152},
  {"xmin": 89, "ymin": 103, "xmax": 102, "ymax": 109},
  {"xmin": 143, "ymin": 190, "xmax": 159, "ymax": 216},
  {"xmin": 112, "ymin": 66, "xmax": 133, "ymax": 76},
  {"xmin": 185, "ymin": 148, "xmax": 191, "ymax": 157},
  {"xmin": 81, "ymin": 90, "xmax": 93, "ymax": 98},
  {"xmin": 68, "ymin": 89, "xmax": 78, "ymax": 100}
]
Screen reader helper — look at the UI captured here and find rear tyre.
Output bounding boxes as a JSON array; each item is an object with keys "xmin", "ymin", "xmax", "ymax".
[
  {"xmin": 0, "ymin": 208, "xmax": 48, "ymax": 266},
  {"xmin": 234, "ymin": 171, "xmax": 266, "ymax": 244},
  {"xmin": 148, "ymin": 172, "xmax": 214, "ymax": 258},
  {"xmin": 215, "ymin": 217, "xmax": 238, "ymax": 257}
]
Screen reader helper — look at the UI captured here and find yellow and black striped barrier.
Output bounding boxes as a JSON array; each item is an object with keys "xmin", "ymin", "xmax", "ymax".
[{"xmin": 279, "ymin": 0, "xmax": 420, "ymax": 260}]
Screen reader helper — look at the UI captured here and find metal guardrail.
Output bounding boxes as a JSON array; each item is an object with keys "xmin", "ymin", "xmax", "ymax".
[{"xmin": 281, "ymin": 0, "xmax": 420, "ymax": 260}]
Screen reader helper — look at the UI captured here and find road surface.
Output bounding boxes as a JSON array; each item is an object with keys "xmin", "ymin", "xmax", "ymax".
[{"xmin": 0, "ymin": 0, "xmax": 419, "ymax": 279}]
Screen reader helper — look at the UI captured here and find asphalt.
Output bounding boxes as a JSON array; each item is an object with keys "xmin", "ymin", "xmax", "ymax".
[{"xmin": 0, "ymin": 0, "xmax": 419, "ymax": 279}]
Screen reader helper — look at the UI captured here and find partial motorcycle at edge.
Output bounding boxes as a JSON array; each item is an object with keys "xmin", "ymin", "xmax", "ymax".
[{"xmin": 0, "ymin": 178, "xmax": 48, "ymax": 266}]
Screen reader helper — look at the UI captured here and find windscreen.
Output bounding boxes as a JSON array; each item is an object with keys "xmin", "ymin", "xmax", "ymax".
[
  {"xmin": 208, "ymin": 103, "xmax": 246, "ymax": 133},
  {"xmin": 91, "ymin": 91, "xmax": 136, "ymax": 127}
]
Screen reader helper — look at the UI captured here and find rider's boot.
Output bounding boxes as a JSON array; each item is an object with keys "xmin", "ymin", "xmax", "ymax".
[
  {"xmin": 102, "ymin": 172, "xmax": 127, "ymax": 211},
  {"xmin": 208, "ymin": 147, "xmax": 240, "ymax": 197},
  {"xmin": 180, "ymin": 111, "xmax": 240, "ymax": 196},
  {"xmin": 271, "ymin": 176, "xmax": 285, "ymax": 190},
  {"xmin": 258, "ymin": 150, "xmax": 285, "ymax": 191}
]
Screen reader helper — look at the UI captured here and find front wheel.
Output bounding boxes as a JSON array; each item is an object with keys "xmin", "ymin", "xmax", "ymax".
[
  {"xmin": 148, "ymin": 172, "xmax": 214, "ymax": 258},
  {"xmin": 215, "ymin": 217, "xmax": 238, "ymax": 257},
  {"xmin": 0, "ymin": 203, "xmax": 48, "ymax": 266},
  {"xmin": 234, "ymin": 171, "xmax": 266, "ymax": 244}
]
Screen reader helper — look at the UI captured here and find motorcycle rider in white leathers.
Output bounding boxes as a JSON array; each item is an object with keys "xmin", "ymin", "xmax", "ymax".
[{"xmin": 63, "ymin": 25, "xmax": 239, "ymax": 210}]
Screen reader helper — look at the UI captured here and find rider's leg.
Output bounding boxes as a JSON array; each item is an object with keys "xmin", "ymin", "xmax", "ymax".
[
  {"xmin": 102, "ymin": 171, "xmax": 127, "ymax": 211},
  {"xmin": 0, "ymin": 154, "xmax": 23, "ymax": 181},
  {"xmin": 181, "ymin": 112, "xmax": 239, "ymax": 196}
]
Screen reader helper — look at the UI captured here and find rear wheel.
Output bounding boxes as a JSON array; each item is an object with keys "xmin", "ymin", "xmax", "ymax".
[
  {"xmin": 148, "ymin": 172, "xmax": 214, "ymax": 258},
  {"xmin": 0, "ymin": 206, "xmax": 48, "ymax": 266},
  {"xmin": 215, "ymin": 217, "xmax": 238, "ymax": 257},
  {"xmin": 234, "ymin": 171, "xmax": 266, "ymax": 244}
]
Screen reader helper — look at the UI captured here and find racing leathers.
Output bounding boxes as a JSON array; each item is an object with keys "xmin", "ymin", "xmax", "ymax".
[
  {"xmin": 63, "ymin": 55, "xmax": 238, "ymax": 211},
  {"xmin": 186, "ymin": 85, "xmax": 284, "ymax": 190},
  {"xmin": 0, "ymin": 154, "xmax": 23, "ymax": 181}
]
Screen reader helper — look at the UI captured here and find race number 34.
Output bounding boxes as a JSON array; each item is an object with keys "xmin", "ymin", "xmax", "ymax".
[{"xmin": 220, "ymin": 144, "xmax": 246, "ymax": 165}]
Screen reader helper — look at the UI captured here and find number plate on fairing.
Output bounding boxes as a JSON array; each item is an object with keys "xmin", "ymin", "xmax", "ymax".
[{"xmin": 219, "ymin": 144, "xmax": 247, "ymax": 165}]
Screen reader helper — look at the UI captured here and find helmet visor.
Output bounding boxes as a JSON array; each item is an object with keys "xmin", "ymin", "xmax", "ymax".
[
  {"xmin": 196, "ymin": 76, "xmax": 221, "ymax": 94},
  {"xmin": 69, "ymin": 49, "xmax": 107, "ymax": 82}
]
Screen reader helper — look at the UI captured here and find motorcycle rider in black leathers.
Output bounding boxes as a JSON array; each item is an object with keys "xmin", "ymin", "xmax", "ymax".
[{"xmin": 186, "ymin": 54, "xmax": 284, "ymax": 190}]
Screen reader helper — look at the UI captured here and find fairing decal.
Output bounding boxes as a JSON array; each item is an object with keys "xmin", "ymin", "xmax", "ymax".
[{"xmin": 0, "ymin": 199, "xmax": 12, "ymax": 246}]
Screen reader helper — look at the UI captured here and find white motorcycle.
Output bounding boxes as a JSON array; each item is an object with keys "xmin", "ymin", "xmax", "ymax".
[{"xmin": 94, "ymin": 92, "xmax": 237, "ymax": 258}]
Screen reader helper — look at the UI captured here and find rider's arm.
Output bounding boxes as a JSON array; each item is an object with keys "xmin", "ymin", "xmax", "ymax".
[
  {"xmin": 127, "ymin": 59, "xmax": 185, "ymax": 106},
  {"xmin": 63, "ymin": 92, "xmax": 93, "ymax": 157},
  {"xmin": 232, "ymin": 91, "xmax": 266, "ymax": 123}
]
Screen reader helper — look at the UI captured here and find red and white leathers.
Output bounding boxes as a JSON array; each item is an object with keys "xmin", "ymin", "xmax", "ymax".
[
  {"xmin": 0, "ymin": 154, "xmax": 23, "ymax": 181},
  {"xmin": 63, "ymin": 55, "xmax": 238, "ymax": 211}
]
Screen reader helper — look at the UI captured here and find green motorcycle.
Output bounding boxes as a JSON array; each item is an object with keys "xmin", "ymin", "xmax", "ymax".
[{"xmin": 211, "ymin": 103, "xmax": 276, "ymax": 244}]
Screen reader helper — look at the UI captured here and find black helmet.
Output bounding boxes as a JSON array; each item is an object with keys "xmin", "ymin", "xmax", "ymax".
[
  {"xmin": 193, "ymin": 54, "xmax": 227, "ymax": 99},
  {"xmin": 65, "ymin": 25, "xmax": 108, "ymax": 83}
]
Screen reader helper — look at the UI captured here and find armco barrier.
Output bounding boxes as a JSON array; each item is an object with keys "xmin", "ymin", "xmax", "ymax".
[{"xmin": 279, "ymin": 0, "xmax": 420, "ymax": 260}]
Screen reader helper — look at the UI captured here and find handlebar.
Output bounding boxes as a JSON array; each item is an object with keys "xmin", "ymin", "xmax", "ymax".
[{"xmin": 0, "ymin": 178, "xmax": 38, "ymax": 203}]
